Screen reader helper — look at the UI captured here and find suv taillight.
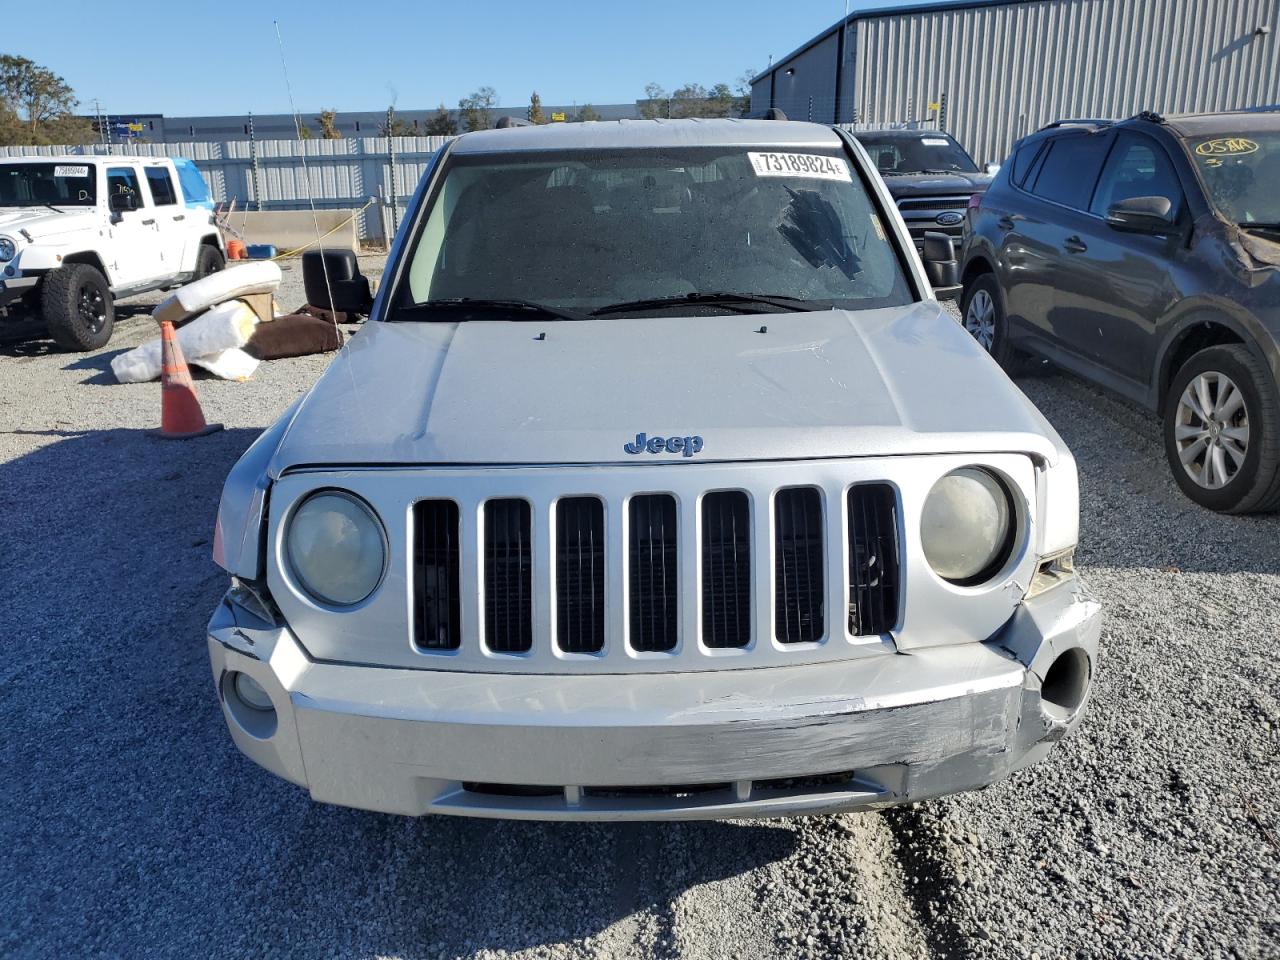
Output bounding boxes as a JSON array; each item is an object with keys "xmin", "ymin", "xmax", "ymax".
[{"xmin": 968, "ymin": 193, "xmax": 983, "ymax": 211}]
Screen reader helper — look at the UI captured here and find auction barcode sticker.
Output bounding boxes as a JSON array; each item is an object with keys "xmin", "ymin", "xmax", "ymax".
[
  {"xmin": 54, "ymin": 165, "xmax": 89, "ymax": 178},
  {"xmin": 748, "ymin": 152, "xmax": 852, "ymax": 182}
]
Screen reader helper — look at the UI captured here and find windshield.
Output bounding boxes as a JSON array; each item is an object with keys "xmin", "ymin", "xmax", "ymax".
[
  {"xmin": 856, "ymin": 134, "xmax": 978, "ymax": 175},
  {"xmin": 1187, "ymin": 131, "xmax": 1280, "ymax": 227},
  {"xmin": 0, "ymin": 162, "xmax": 97, "ymax": 207},
  {"xmin": 400, "ymin": 146, "xmax": 913, "ymax": 317}
]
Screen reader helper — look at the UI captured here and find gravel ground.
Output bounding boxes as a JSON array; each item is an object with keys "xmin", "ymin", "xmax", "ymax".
[{"xmin": 1, "ymin": 271, "xmax": 1276, "ymax": 960}]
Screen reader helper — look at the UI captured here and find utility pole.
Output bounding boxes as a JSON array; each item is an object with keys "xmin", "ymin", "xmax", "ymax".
[
  {"xmin": 248, "ymin": 111, "xmax": 263, "ymax": 212},
  {"xmin": 387, "ymin": 106, "xmax": 399, "ymax": 234}
]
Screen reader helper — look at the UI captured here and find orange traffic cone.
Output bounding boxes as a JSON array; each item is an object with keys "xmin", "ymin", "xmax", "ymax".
[{"xmin": 149, "ymin": 320, "xmax": 223, "ymax": 439}]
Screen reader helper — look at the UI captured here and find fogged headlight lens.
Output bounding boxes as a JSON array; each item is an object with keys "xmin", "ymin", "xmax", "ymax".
[
  {"xmin": 285, "ymin": 491, "xmax": 386, "ymax": 605},
  {"xmin": 921, "ymin": 468, "xmax": 1015, "ymax": 584},
  {"xmin": 0, "ymin": 237, "xmax": 15, "ymax": 261}
]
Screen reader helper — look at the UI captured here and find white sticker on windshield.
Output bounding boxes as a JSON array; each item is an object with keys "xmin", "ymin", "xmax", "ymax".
[
  {"xmin": 921, "ymin": 138, "xmax": 951, "ymax": 146},
  {"xmin": 54, "ymin": 165, "xmax": 89, "ymax": 178},
  {"xmin": 748, "ymin": 152, "xmax": 852, "ymax": 182}
]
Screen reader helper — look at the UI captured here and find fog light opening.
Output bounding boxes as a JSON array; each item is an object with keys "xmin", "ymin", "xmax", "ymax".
[
  {"xmin": 1040, "ymin": 648, "xmax": 1091, "ymax": 722},
  {"xmin": 223, "ymin": 670, "xmax": 278, "ymax": 740}
]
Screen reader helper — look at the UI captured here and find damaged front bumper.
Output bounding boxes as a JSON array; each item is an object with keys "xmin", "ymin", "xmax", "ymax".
[
  {"xmin": 0, "ymin": 274, "xmax": 38, "ymax": 309},
  {"xmin": 206, "ymin": 580, "xmax": 1101, "ymax": 821}
]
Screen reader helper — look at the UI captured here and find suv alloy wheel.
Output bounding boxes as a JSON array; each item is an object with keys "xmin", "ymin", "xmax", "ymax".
[
  {"xmin": 1163, "ymin": 344, "xmax": 1280, "ymax": 513},
  {"xmin": 960, "ymin": 273, "xmax": 1027, "ymax": 372},
  {"xmin": 41, "ymin": 262, "xmax": 116, "ymax": 352}
]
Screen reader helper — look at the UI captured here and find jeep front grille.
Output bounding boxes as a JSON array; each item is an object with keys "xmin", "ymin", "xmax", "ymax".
[
  {"xmin": 556, "ymin": 496, "xmax": 606, "ymax": 654},
  {"xmin": 848, "ymin": 484, "xmax": 900, "ymax": 637},
  {"xmin": 483, "ymin": 498, "xmax": 533, "ymax": 653},
  {"xmin": 408, "ymin": 481, "xmax": 901, "ymax": 664},
  {"xmin": 413, "ymin": 500, "xmax": 461, "ymax": 650},
  {"xmin": 774, "ymin": 487, "xmax": 825, "ymax": 643},
  {"xmin": 629, "ymin": 494, "xmax": 679, "ymax": 652},
  {"xmin": 701, "ymin": 491, "xmax": 751, "ymax": 649}
]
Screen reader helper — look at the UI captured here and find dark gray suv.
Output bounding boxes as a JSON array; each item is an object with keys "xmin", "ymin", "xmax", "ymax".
[{"xmin": 960, "ymin": 111, "xmax": 1280, "ymax": 513}]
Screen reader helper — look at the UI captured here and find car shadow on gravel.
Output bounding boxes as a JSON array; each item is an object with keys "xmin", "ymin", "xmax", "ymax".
[{"xmin": 0, "ymin": 425, "xmax": 800, "ymax": 960}]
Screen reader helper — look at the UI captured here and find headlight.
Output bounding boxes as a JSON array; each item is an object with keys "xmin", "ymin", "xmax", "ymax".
[
  {"xmin": 0, "ymin": 237, "xmax": 15, "ymax": 262},
  {"xmin": 921, "ymin": 467, "xmax": 1016, "ymax": 584},
  {"xmin": 285, "ymin": 490, "xmax": 386, "ymax": 605}
]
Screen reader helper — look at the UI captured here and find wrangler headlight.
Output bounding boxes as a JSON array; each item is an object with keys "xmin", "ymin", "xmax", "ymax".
[
  {"xmin": 0, "ymin": 237, "xmax": 15, "ymax": 262},
  {"xmin": 285, "ymin": 491, "xmax": 386, "ymax": 606},
  {"xmin": 921, "ymin": 468, "xmax": 1016, "ymax": 585}
]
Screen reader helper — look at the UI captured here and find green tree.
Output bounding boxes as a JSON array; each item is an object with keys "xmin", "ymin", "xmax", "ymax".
[
  {"xmin": 381, "ymin": 112, "xmax": 416, "ymax": 137},
  {"xmin": 575, "ymin": 103, "xmax": 602, "ymax": 123},
  {"xmin": 317, "ymin": 109, "xmax": 342, "ymax": 139},
  {"xmin": 639, "ymin": 82, "xmax": 667, "ymax": 119},
  {"xmin": 0, "ymin": 54, "xmax": 90, "ymax": 144},
  {"xmin": 459, "ymin": 86, "xmax": 497, "ymax": 132},
  {"xmin": 424, "ymin": 103, "xmax": 457, "ymax": 136},
  {"xmin": 528, "ymin": 91, "xmax": 545, "ymax": 125}
]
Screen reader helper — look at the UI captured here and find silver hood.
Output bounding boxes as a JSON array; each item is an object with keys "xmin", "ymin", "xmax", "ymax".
[{"xmin": 268, "ymin": 302, "xmax": 1062, "ymax": 473}]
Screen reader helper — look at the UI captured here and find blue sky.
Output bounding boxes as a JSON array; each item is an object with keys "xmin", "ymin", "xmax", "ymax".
[{"xmin": 9, "ymin": 0, "xmax": 930, "ymax": 116}]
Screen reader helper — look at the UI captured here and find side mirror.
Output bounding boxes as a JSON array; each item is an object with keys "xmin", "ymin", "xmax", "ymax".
[
  {"xmin": 109, "ymin": 192, "xmax": 137, "ymax": 213},
  {"xmin": 1106, "ymin": 196, "xmax": 1176, "ymax": 235},
  {"xmin": 303, "ymin": 248, "xmax": 373, "ymax": 316},
  {"xmin": 921, "ymin": 231, "xmax": 961, "ymax": 299},
  {"xmin": 984, "ymin": 162, "xmax": 1002, "ymax": 175}
]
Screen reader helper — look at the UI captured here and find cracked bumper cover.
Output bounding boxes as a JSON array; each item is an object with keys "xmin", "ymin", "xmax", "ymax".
[{"xmin": 207, "ymin": 581, "xmax": 1101, "ymax": 820}]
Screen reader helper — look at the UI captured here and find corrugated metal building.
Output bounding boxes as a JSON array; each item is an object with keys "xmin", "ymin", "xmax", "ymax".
[{"xmin": 751, "ymin": 0, "xmax": 1280, "ymax": 163}]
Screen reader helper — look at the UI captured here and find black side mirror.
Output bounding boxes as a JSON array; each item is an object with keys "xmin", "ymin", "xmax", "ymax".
[
  {"xmin": 1106, "ymin": 196, "xmax": 1177, "ymax": 235},
  {"xmin": 303, "ymin": 248, "xmax": 373, "ymax": 316},
  {"xmin": 921, "ymin": 231, "xmax": 961, "ymax": 299},
  {"xmin": 109, "ymin": 192, "xmax": 137, "ymax": 213}
]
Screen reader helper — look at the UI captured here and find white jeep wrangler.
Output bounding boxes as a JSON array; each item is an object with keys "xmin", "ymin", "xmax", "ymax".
[{"xmin": 0, "ymin": 155, "xmax": 226, "ymax": 350}]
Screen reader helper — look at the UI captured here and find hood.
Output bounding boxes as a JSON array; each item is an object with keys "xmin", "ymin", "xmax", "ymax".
[
  {"xmin": 268, "ymin": 303, "xmax": 1060, "ymax": 473},
  {"xmin": 883, "ymin": 172, "xmax": 992, "ymax": 198},
  {"xmin": 0, "ymin": 207, "xmax": 99, "ymax": 241}
]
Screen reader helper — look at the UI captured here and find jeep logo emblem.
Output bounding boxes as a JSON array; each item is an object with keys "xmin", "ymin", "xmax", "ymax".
[
  {"xmin": 624, "ymin": 433, "xmax": 704, "ymax": 457},
  {"xmin": 935, "ymin": 211, "xmax": 964, "ymax": 227}
]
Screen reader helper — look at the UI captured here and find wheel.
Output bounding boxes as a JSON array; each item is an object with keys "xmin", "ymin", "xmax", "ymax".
[
  {"xmin": 195, "ymin": 244, "xmax": 226, "ymax": 279},
  {"xmin": 41, "ymin": 263, "xmax": 115, "ymax": 351},
  {"xmin": 1163, "ymin": 344, "xmax": 1280, "ymax": 514},
  {"xmin": 959, "ymin": 273, "xmax": 1027, "ymax": 373}
]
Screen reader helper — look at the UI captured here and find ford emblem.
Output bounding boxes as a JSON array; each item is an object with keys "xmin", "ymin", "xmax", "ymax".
[{"xmin": 935, "ymin": 211, "xmax": 964, "ymax": 227}]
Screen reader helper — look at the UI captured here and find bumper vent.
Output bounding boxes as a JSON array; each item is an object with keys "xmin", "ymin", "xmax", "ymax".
[
  {"xmin": 629, "ymin": 494, "xmax": 678, "ymax": 652},
  {"xmin": 484, "ymin": 499, "xmax": 533, "ymax": 653},
  {"xmin": 701, "ymin": 491, "xmax": 751, "ymax": 648},
  {"xmin": 556, "ymin": 497, "xmax": 606, "ymax": 654},
  {"xmin": 848, "ymin": 484, "xmax": 901, "ymax": 636},
  {"xmin": 413, "ymin": 500, "xmax": 461, "ymax": 650},
  {"xmin": 774, "ymin": 487, "xmax": 824, "ymax": 643}
]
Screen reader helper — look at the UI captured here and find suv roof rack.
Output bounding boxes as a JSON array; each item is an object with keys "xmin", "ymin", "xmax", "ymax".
[{"xmin": 1038, "ymin": 118, "xmax": 1115, "ymax": 132}]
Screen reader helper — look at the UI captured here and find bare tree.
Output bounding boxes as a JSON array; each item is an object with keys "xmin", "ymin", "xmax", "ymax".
[{"xmin": 458, "ymin": 87, "xmax": 498, "ymax": 132}]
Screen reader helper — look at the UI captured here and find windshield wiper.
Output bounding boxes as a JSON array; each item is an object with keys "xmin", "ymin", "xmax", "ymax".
[
  {"xmin": 591, "ymin": 292, "xmax": 832, "ymax": 317},
  {"xmin": 405, "ymin": 297, "xmax": 591, "ymax": 322},
  {"xmin": 1240, "ymin": 222, "xmax": 1280, "ymax": 230},
  {"xmin": 42, "ymin": 203, "xmax": 64, "ymax": 214}
]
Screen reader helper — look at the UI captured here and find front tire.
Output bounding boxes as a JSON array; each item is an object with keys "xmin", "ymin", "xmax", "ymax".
[
  {"xmin": 41, "ymin": 263, "xmax": 115, "ymax": 351},
  {"xmin": 195, "ymin": 244, "xmax": 226, "ymax": 279},
  {"xmin": 1163, "ymin": 344, "xmax": 1280, "ymax": 514},
  {"xmin": 960, "ymin": 273, "xmax": 1026, "ymax": 373}
]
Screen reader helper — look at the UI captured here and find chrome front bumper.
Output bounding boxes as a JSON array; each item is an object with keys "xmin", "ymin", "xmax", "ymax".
[{"xmin": 206, "ymin": 581, "xmax": 1101, "ymax": 820}]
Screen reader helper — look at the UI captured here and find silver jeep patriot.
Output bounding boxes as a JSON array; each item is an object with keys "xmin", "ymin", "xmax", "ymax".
[{"xmin": 208, "ymin": 119, "xmax": 1101, "ymax": 820}]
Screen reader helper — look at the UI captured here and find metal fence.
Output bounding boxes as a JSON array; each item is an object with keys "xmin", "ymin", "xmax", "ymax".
[{"xmin": 0, "ymin": 136, "xmax": 451, "ymax": 241}]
